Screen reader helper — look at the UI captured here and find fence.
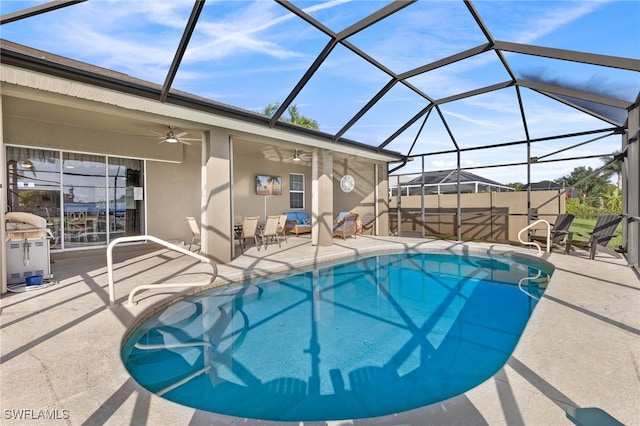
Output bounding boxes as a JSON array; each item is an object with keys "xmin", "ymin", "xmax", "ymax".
[{"xmin": 389, "ymin": 190, "xmax": 565, "ymax": 243}]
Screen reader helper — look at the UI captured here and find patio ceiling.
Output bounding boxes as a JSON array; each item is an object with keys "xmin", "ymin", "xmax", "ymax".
[{"xmin": 1, "ymin": 1, "xmax": 639, "ymax": 174}]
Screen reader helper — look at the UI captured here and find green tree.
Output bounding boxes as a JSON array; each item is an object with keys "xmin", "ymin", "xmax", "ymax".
[
  {"xmin": 507, "ymin": 182, "xmax": 524, "ymax": 191},
  {"xmin": 601, "ymin": 185, "xmax": 622, "ymax": 212},
  {"xmin": 557, "ymin": 166, "xmax": 611, "ymax": 206},
  {"xmin": 262, "ymin": 103, "xmax": 319, "ymax": 130},
  {"xmin": 600, "ymin": 150, "xmax": 623, "ymax": 189}
]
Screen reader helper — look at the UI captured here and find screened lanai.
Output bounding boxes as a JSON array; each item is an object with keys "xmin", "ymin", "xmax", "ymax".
[{"xmin": 1, "ymin": 1, "xmax": 639, "ymax": 270}]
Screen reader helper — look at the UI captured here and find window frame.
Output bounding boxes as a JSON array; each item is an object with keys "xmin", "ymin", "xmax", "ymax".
[{"xmin": 289, "ymin": 173, "xmax": 305, "ymax": 210}]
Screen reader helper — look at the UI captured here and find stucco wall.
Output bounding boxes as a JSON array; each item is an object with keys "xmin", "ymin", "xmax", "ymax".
[
  {"xmin": 333, "ymin": 161, "xmax": 388, "ymax": 235},
  {"xmin": 233, "ymin": 150, "xmax": 311, "ymax": 220},
  {"xmin": 232, "ymin": 149, "xmax": 389, "ymax": 235},
  {"xmin": 146, "ymin": 145, "xmax": 201, "ymax": 244}
]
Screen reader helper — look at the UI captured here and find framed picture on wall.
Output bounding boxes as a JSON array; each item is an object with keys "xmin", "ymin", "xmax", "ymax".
[{"xmin": 256, "ymin": 175, "xmax": 282, "ymax": 195}]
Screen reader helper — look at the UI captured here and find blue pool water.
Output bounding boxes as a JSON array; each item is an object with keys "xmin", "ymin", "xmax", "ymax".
[{"xmin": 122, "ymin": 251, "xmax": 551, "ymax": 421}]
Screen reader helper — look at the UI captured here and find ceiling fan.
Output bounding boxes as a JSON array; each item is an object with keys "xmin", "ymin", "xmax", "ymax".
[
  {"xmin": 148, "ymin": 126, "xmax": 200, "ymax": 145},
  {"xmin": 291, "ymin": 149, "xmax": 311, "ymax": 162}
]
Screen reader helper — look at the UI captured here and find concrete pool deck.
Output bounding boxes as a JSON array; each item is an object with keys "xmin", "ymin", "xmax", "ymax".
[{"xmin": 1, "ymin": 236, "xmax": 639, "ymax": 425}]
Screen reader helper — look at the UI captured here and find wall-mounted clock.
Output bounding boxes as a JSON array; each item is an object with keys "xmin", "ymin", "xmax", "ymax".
[{"xmin": 340, "ymin": 174, "xmax": 355, "ymax": 193}]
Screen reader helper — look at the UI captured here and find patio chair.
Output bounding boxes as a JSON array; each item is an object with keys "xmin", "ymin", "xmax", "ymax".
[
  {"xmin": 262, "ymin": 215, "xmax": 284, "ymax": 249},
  {"xmin": 276, "ymin": 213, "xmax": 288, "ymax": 243},
  {"xmin": 333, "ymin": 213, "xmax": 359, "ymax": 240},
  {"xmin": 564, "ymin": 214, "xmax": 622, "ymax": 259},
  {"xmin": 237, "ymin": 216, "xmax": 260, "ymax": 253},
  {"xmin": 529, "ymin": 213, "xmax": 575, "ymax": 252},
  {"xmin": 185, "ymin": 216, "xmax": 201, "ymax": 253},
  {"xmin": 333, "ymin": 211, "xmax": 352, "ymax": 228}
]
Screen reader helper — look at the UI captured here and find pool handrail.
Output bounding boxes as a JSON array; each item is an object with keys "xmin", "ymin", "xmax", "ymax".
[
  {"xmin": 517, "ymin": 219, "xmax": 551, "ymax": 256},
  {"xmin": 517, "ymin": 270, "xmax": 544, "ymax": 301},
  {"xmin": 107, "ymin": 235, "xmax": 217, "ymax": 305}
]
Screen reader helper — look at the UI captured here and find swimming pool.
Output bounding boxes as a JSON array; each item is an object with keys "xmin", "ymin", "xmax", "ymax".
[{"xmin": 122, "ymin": 251, "xmax": 552, "ymax": 421}]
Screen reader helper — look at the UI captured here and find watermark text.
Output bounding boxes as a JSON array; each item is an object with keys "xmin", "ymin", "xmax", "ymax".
[{"xmin": 3, "ymin": 408, "xmax": 70, "ymax": 420}]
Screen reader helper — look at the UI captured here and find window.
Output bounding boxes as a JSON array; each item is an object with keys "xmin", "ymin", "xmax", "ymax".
[
  {"xmin": 289, "ymin": 173, "xmax": 304, "ymax": 210},
  {"xmin": 6, "ymin": 146, "xmax": 144, "ymax": 250}
]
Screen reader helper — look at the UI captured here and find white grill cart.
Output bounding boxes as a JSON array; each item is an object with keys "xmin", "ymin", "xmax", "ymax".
[{"xmin": 5, "ymin": 212, "xmax": 53, "ymax": 285}]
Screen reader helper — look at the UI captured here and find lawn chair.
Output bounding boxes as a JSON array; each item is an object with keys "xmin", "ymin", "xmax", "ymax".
[
  {"xmin": 237, "ymin": 216, "xmax": 260, "ymax": 253},
  {"xmin": 529, "ymin": 213, "xmax": 575, "ymax": 252},
  {"xmin": 333, "ymin": 213, "xmax": 359, "ymax": 240},
  {"xmin": 262, "ymin": 215, "xmax": 284, "ymax": 249},
  {"xmin": 276, "ymin": 213, "xmax": 288, "ymax": 243},
  {"xmin": 564, "ymin": 214, "xmax": 622, "ymax": 259},
  {"xmin": 185, "ymin": 216, "xmax": 201, "ymax": 253}
]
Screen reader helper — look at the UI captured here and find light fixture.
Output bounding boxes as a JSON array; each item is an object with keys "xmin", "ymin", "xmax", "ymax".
[
  {"xmin": 21, "ymin": 160, "xmax": 33, "ymax": 169},
  {"xmin": 292, "ymin": 149, "xmax": 301, "ymax": 162},
  {"xmin": 165, "ymin": 130, "xmax": 178, "ymax": 143}
]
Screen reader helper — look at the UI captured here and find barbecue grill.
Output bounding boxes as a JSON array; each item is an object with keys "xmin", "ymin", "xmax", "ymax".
[{"xmin": 5, "ymin": 212, "xmax": 52, "ymax": 285}]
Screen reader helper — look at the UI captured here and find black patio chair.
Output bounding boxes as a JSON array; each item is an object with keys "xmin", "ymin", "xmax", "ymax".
[
  {"xmin": 564, "ymin": 214, "xmax": 622, "ymax": 259},
  {"xmin": 529, "ymin": 213, "xmax": 575, "ymax": 252}
]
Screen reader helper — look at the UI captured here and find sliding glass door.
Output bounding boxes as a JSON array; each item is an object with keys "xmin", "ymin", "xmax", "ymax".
[{"xmin": 6, "ymin": 146, "xmax": 145, "ymax": 250}]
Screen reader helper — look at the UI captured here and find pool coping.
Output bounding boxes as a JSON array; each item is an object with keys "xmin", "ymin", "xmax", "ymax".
[{"xmin": 1, "ymin": 236, "xmax": 639, "ymax": 425}]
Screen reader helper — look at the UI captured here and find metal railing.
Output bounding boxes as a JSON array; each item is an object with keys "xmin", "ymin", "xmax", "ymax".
[
  {"xmin": 107, "ymin": 235, "xmax": 217, "ymax": 305},
  {"xmin": 517, "ymin": 219, "xmax": 551, "ymax": 256},
  {"xmin": 517, "ymin": 271, "xmax": 545, "ymax": 301}
]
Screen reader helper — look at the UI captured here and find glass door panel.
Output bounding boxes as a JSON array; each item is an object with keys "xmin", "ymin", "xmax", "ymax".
[
  {"xmin": 108, "ymin": 157, "xmax": 144, "ymax": 239},
  {"xmin": 62, "ymin": 153, "xmax": 107, "ymax": 248},
  {"xmin": 6, "ymin": 147, "xmax": 61, "ymax": 248}
]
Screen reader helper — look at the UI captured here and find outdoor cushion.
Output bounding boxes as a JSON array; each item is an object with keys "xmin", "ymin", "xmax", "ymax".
[
  {"xmin": 284, "ymin": 212, "xmax": 312, "ymax": 235},
  {"xmin": 336, "ymin": 211, "xmax": 350, "ymax": 222},
  {"xmin": 297, "ymin": 212, "xmax": 310, "ymax": 225}
]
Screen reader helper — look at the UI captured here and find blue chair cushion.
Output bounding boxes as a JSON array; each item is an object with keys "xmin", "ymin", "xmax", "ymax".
[
  {"xmin": 337, "ymin": 211, "xmax": 350, "ymax": 222},
  {"xmin": 297, "ymin": 212, "xmax": 310, "ymax": 225}
]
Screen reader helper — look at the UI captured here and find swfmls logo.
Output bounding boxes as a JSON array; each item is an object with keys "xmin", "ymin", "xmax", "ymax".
[{"xmin": 3, "ymin": 409, "xmax": 70, "ymax": 420}]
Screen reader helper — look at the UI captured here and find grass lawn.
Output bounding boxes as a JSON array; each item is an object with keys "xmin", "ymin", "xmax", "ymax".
[{"xmin": 569, "ymin": 216, "xmax": 623, "ymax": 248}]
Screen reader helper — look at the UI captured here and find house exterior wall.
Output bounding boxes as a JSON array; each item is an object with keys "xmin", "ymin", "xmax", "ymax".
[
  {"xmin": 0, "ymin": 70, "xmax": 398, "ymax": 293},
  {"xmin": 233, "ymin": 150, "xmax": 311, "ymax": 220},
  {"xmin": 146, "ymin": 144, "xmax": 201, "ymax": 245},
  {"xmin": 2, "ymin": 110, "xmax": 201, "ymax": 246},
  {"xmin": 333, "ymin": 161, "xmax": 388, "ymax": 235}
]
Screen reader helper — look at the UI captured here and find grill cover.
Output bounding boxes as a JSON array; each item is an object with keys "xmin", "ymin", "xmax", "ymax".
[{"xmin": 6, "ymin": 212, "xmax": 48, "ymax": 240}]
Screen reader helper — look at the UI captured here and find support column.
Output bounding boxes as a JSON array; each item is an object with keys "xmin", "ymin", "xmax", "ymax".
[
  {"xmin": 203, "ymin": 129, "xmax": 233, "ymax": 263},
  {"xmin": 312, "ymin": 149, "xmax": 333, "ymax": 246},
  {"xmin": 0, "ymin": 96, "xmax": 6, "ymax": 294},
  {"xmin": 377, "ymin": 164, "xmax": 390, "ymax": 236},
  {"xmin": 625, "ymin": 105, "xmax": 639, "ymax": 269}
]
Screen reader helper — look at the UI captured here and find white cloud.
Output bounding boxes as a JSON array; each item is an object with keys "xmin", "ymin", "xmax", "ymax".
[{"xmin": 513, "ymin": 1, "xmax": 610, "ymax": 44}]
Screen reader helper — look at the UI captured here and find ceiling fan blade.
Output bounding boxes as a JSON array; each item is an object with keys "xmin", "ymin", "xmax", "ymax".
[
  {"xmin": 179, "ymin": 140, "xmax": 192, "ymax": 146},
  {"xmin": 147, "ymin": 129, "xmax": 165, "ymax": 136},
  {"xmin": 179, "ymin": 137, "xmax": 201, "ymax": 141},
  {"xmin": 174, "ymin": 132, "xmax": 189, "ymax": 138}
]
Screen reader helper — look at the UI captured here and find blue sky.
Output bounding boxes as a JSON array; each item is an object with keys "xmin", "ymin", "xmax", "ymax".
[{"xmin": 2, "ymin": 0, "xmax": 639, "ymax": 184}]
